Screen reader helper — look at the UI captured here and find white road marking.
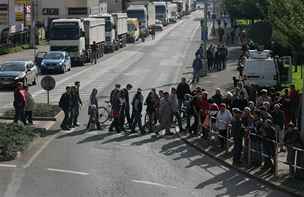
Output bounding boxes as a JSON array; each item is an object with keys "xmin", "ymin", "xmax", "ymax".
[
  {"xmin": 47, "ymin": 168, "xmax": 89, "ymax": 176},
  {"xmin": 0, "ymin": 164, "xmax": 17, "ymax": 168},
  {"xmin": 132, "ymin": 180, "xmax": 178, "ymax": 189},
  {"xmin": 23, "ymin": 133, "xmax": 59, "ymax": 168}
]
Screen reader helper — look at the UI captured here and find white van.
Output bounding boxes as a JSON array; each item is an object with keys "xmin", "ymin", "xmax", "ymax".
[{"xmin": 244, "ymin": 50, "xmax": 279, "ymax": 87}]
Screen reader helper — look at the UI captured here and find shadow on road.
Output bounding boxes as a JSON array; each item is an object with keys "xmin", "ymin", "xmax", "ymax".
[{"xmin": 77, "ymin": 132, "xmax": 115, "ymax": 144}]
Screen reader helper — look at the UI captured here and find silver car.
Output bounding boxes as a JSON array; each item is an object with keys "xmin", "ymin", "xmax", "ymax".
[{"xmin": 0, "ymin": 61, "xmax": 39, "ymax": 88}]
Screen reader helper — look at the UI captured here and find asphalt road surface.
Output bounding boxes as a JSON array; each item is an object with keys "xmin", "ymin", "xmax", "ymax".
[{"xmin": 0, "ymin": 12, "xmax": 293, "ymax": 197}]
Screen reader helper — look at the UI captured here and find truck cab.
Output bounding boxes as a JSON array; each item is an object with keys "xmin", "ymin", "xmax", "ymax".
[
  {"xmin": 49, "ymin": 19, "xmax": 85, "ymax": 65},
  {"xmin": 155, "ymin": 2, "xmax": 168, "ymax": 26},
  {"xmin": 99, "ymin": 14, "xmax": 118, "ymax": 52},
  {"xmin": 127, "ymin": 5, "xmax": 148, "ymax": 36},
  {"xmin": 127, "ymin": 18, "xmax": 140, "ymax": 43}
]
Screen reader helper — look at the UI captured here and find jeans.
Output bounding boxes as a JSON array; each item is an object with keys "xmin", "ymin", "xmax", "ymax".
[
  {"xmin": 14, "ymin": 107, "xmax": 26, "ymax": 124},
  {"xmin": 192, "ymin": 70, "xmax": 201, "ymax": 83},
  {"xmin": 131, "ymin": 111, "xmax": 143, "ymax": 132},
  {"xmin": 25, "ymin": 111, "xmax": 33, "ymax": 124},
  {"xmin": 62, "ymin": 109, "xmax": 71, "ymax": 128},
  {"xmin": 233, "ymin": 138, "xmax": 243, "ymax": 163},
  {"xmin": 110, "ymin": 116, "xmax": 121, "ymax": 132},
  {"xmin": 219, "ymin": 129, "xmax": 228, "ymax": 148},
  {"xmin": 173, "ymin": 111, "xmax": 183, "ymax": 131},
  {"xmin": 125, "ymin": 105, "xmax": 132, "ymax": 128}
]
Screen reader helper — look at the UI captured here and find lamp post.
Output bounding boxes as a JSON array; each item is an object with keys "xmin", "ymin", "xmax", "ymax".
[{"xmin": 30, "ymin": 0, "xmax": 37, "ymax": 56}]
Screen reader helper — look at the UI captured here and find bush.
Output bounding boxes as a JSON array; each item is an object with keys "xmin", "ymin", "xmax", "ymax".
[
  {"xmin": 0, "ymin": 123, "xmax": 37, "ymax": 161},
  {"xmin": 4, "ymin": 103, "xmax": 61, "ymax": 118}
]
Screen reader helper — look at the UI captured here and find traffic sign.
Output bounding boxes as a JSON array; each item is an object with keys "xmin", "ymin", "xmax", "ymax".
[{"xmin": 41, "ymin": 76, "xmax": 56, "ymax": 91}]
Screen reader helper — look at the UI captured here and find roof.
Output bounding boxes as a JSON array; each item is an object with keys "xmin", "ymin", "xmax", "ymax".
[{"xmin": 52, "ymin": 18, "xmax": 81, "ymax": 23}]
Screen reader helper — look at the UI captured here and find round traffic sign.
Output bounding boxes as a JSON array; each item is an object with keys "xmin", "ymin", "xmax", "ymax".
[{"xmin": 41, "ymin": 76, "xmax": 56, "ymax": 91}]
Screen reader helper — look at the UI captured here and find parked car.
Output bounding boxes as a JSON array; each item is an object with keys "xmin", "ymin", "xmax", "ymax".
[
  {"xmin": 0, "ymin": 61, "xmax": 38, "ymax": 88},
  {"xmin": 40, "ymin": 51, "xmax": 71, "ymax": 74},
  {"xmin": 153, "ymin": 19, "xmax": 164, "ymax": 31}
]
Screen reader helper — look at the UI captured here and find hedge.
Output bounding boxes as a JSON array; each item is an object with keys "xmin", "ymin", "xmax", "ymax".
[
  {"xmin": 4, "ymin": 103, "xmax": 61, "ymax": 118},
  {"xmin": 0, "ymin": 123, "xmax": 38, "ymax": 161}
]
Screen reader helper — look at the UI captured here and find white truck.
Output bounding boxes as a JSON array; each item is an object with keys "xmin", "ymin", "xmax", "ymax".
[
  {"xmin": 167, "ymin": 2, "xmax": 178, "ymax": 23},
  {"xmin": 154, "ymin": 1, "xmax": 168, "ymax": 26},
  {"xmin": 92, "ymin": 13, "xmax": 128, "ymax": 52},
  {"xmin": 49, "ymin": 18, "xmax": 105, "ymax": 65},
  {"xmin": 127, "ymin": 1, "xmax": 156, "ymax": 36}
]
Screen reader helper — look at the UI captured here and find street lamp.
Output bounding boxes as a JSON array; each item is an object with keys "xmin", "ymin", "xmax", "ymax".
[{"xmin": 30, "ymin": 0, "xmax": 37, "ymax": 57}]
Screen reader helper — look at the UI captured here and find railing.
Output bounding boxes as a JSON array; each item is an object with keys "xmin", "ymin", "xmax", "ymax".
[{"xmin": 206, "ymin": 115, "xmax": 304, "ymax": 178}]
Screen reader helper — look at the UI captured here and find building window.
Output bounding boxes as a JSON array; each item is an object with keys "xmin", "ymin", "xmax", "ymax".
[{"xmin": 68, "ymin": 7, "xmax": 88, "ymax": 15}]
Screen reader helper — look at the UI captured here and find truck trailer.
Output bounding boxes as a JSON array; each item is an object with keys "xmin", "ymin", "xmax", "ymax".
[
  {"xmin": 167, "ymin": 2, "xmax": 178, "ymax": 23},
  {"xmin": 127, "ymin": 1, "xmax": 156, "ymax": 36},
  {"xmin": 154, "ymin": 1, "xmax": 168, "ymax": 26},
  {"xmin": 91, "ymin": 13, "xmax": 128, "ymax": 52},
  {"xmin": 49, "ymin": 18, "xmax": 105, "ymax": 65}
]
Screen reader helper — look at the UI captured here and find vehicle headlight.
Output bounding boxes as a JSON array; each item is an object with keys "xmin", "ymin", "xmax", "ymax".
[
  {"xmin": 41, "ymin": 62, "xmax": 45, "ymax": 66},
  {"xmin": 15, "ymin": 75, "xmax": 23, "ymax": 80}
]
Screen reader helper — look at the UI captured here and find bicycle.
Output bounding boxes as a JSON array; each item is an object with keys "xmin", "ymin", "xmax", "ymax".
[{"xmin": 98, "ymin": 100, "xmax": 112, "ymax": 124}]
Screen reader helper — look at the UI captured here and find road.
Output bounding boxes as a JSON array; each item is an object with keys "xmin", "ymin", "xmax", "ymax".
[{"xmin": 0, "ymin": 11, "xmax": 293, "ymax": 197}]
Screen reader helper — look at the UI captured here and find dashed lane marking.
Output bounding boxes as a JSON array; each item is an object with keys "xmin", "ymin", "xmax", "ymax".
[
  {"xmin": 47, "ymin": 168, "xmax": 89, "ymax": 176},
  {"xmin": 131, "ymin": 180, "xmax": 178, "ymax": 189},
  {"xmin": 0, "ymin": 164, "xmax": 17, "ymax": 168}
]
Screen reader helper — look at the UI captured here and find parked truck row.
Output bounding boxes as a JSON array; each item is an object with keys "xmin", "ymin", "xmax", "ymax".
[{"xmin": 48, "ymin": 1, "xmax": 185, "ymax": 66}]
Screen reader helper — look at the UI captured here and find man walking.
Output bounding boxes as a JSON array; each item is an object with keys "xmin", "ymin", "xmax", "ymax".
[
  {"xmin": 122, "ymin": 84, "xmax": 133, "ymax": 129},
  {"xmin": 13, "ymin": 82, "xmax": 26, "ymax": 124},
  {"xmin": 192, "ymin": 54, "xmax": 203, "ymax": 83},
  {"xmin": 24, "ymin": 86, "xmax": 35, "ymax": 125},
  {"xmin": 59, "ymin": 86, "xmax": 72, "ymax": 130},
  {"xmin": 207, "ymin": 45, "xmax": 215, "ymax": 72},
  {"xmin": 109, "ymin": 84, "xmax": 121, "ymax": 132},
  {"xmin": 73, "ymin": 81, "xmax": 82, "ymax": 127},
  {"xmin": 91, "ymin": 41, "xmax": 98, "ymax": 64},
  {"xmin": 131, "ymin": 88, "xmax": 144, "ymax": 134},
  {"xmin": 176, "ymin": 77, "xmax": 191, "ymax": 111}
]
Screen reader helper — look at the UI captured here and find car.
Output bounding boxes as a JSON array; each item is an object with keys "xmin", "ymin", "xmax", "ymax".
[
  {"xmin": 40, "ymin": 51, "xmax": 71, "ymax": 74},
  {"xmin": 153, "ymin": 19, "xmax": 164, "ymax": 31},
  {"xmin": 0, "ymin": 61, "xmax": 38, "ymax": 88}
]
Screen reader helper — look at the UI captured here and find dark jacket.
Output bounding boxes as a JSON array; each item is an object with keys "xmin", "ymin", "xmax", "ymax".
[
  {"xmin": 132, "ymin": 93, "xmax": 143, "ymax": 113},
  {"xmin": 59, "ymin": 93, "xmax": 72, "ymax": 111},
  {"xmin": 122, "ymin": 88, "xmax": 130, "ymax": 107},
  {"xmin": 271, "ymin": 110, "xmax": 285, "ymax": 129},
  {"xmin": 210, "ymin": 94, "xmax": 223, "ymax": 105},
  {"xmin": 192, "ymin": 58, "xmax": 203, "ymax": 71},
  {"xmin": 176, "ymin": 82, "xmax": 191, "ymax": 100},
  {"xmin": 13, "ymin": 89, "xmax": 25, "ymax": 108},
  {"xmin": 75, "ymin": 89, "xmax": 82, "ymax": 107},
  {"xmin": 231, "ymin": 118, "xmax": 244, "ymax": 140},
  {"xmin": 110, "ymin": 89, "xmax": 121, "ymax": 112}
]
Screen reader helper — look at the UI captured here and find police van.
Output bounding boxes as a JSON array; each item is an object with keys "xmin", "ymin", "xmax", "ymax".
[{"xmin": 244, "ymin": 50, "xmax": 280, "ymax": 87}]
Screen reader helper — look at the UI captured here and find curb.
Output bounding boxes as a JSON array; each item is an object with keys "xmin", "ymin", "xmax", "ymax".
[{"xmin": 178, "ymin": 135, "xmax": 304, "ymax": 197}]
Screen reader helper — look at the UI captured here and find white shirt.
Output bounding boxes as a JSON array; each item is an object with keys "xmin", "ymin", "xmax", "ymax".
[{"xmin": 216, "ymin": 110, "xmax": 233, "ymax": 130}]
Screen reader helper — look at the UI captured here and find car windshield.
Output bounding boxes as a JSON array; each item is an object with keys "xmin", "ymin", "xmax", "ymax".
[
  {"xmin": 45, "ymin": 53, "xmax": 64, "ymax": 60},
  {"xmin": 0, "ymin": 62, "xmax": 25, "ymax": 72}
]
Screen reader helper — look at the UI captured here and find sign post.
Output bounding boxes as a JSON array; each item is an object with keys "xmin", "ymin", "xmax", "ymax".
[{"xmin": 41, "ymin": 76, "xmax": 56, "ymax": 104}]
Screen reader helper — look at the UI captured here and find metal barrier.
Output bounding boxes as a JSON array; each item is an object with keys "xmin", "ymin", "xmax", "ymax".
[{"xmin": 206, "ymin": 115, "xmax": 304, "ymax": 178}]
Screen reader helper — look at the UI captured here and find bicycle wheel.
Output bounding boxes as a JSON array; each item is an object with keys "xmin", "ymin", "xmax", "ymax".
[{"xmin": 99, "ymin": 106, "xmax": 110, "ymax": 124}]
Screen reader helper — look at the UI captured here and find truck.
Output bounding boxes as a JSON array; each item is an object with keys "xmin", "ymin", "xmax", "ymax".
[
  {"xmin": 154, "ymin": 1, "xmax": 168, "ymax": 26},
  {"xmin": 167, "ymin": 2, "xmax": 178, "ymax": 23},
  {"xmin": 49, "ymin": 18, "xmax": 105, "ymax": 65},
  {"xmin": 91, "ymin": 13, "xmax": 128, "ymax": 52},
  {"xmin": 127, "ymin": 1, "xmax": 156, "ymax": 36},
  {"xmin": 127, "ymin": 18, "xmax": 140, "ymax": 43}
]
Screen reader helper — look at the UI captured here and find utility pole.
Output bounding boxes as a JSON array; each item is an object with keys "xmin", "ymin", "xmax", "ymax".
[
  {"xmin": 200, "ymin": 0, "xmax": 208, "ymax": 76},
  {"xmin": 30, "ymin": 0, "xmax": 36, "ymax": 55}
]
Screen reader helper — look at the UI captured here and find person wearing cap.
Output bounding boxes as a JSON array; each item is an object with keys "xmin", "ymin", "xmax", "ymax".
[
  {"xmin": 131, "ymin": 88, "xmax": 144, "ymax": 134},
  {"xmin": 256, "ymin": 89, "xmax": 271, "ymax": 107},
  {"xmin": 271, "ymin": 104, "xmax": 285, "ymax": 152},
  {"xmin": 122, "ymin": 84, "xmax": 133, "ymax": 128},
  {"xmin": 109, "ymin": 84, "xmax": 121, "ymax": 132},
  {"xmin": 73, "ymin": 81, "xmax": 82, "ymax": 127},
  {"xmin": 13, "ymin": 82, "xmax": 26, "ymax": 124},
  {"xmin": 262, "ymin": 119, "xmax": 276, "ymax": 172},
  {"xmin": 231, "ymin": 108, "xmax": 245, "ymax": 166},
  {"xmin": 216, "ymin": 103, "xmax": 233, "ymax": 149}
]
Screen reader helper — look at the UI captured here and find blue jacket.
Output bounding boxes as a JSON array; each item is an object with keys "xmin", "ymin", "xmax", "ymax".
[{"xmin": 192, "ymin": 58, "xmax": 203, "ymax": 71}]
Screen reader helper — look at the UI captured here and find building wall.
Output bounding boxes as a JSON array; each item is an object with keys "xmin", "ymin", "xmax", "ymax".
[{"xmin": 107, "ymin": 0, "xmax": 122, "ymax": 13}]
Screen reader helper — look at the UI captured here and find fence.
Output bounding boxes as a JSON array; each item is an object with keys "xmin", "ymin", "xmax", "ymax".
[{"xmin": 206, "ymin": 114, "xmax": 304, "ymax": 178}]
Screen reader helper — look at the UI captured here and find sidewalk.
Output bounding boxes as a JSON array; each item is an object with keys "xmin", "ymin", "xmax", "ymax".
[{"xmin": 0, "ymin": 45, "xmax": 49, "ymax": 64}]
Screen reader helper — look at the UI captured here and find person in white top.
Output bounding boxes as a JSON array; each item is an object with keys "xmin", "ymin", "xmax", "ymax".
[{"xmin": 216, "ymin": 103, "xmax": 233, "ymax": 149}]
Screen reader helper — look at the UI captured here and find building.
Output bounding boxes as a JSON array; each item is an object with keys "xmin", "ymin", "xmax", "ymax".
[
  {"xmin": 106, "ymin": 0, "xmax": 123, "ymax": 13},
  {"xmin": 38, "ymin": 0, "xmax": 107, "ymax": 27}
]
